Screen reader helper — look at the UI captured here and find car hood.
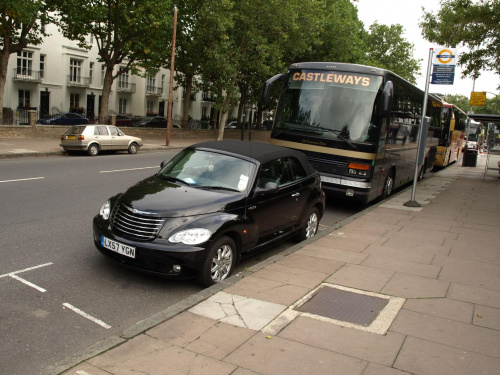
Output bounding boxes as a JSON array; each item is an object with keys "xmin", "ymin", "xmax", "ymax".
[{"xmin": 116, "ymin": 175, "xmax": 246, "ymax": 217}]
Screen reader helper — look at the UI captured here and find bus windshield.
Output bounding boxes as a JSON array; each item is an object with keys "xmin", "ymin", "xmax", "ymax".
[{"xmin": 275, "ymin": 70, "xmax": 384, "ymax": 144}]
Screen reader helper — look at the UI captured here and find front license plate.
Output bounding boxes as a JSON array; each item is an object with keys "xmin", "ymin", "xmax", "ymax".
[
  {"xmin": 66, "ymin": 135, "xmax": 75, "ymax": 139},
  {"xmin": 101, "ymin": 236, "xmax": 136, "ymax": 258}
]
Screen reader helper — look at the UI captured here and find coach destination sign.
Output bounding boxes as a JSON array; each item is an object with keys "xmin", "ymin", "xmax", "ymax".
[{"xmin": 431, "ymin": 48, "xmax": 457, "ymax": 85}]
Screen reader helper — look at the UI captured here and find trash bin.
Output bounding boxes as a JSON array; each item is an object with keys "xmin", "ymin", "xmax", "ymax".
[{"xmin": 462, "ymin": 148, "xmax": 478, "ymax": 167}]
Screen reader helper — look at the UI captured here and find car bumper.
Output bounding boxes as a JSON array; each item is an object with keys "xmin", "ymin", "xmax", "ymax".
[
  {"xmin": 92, "ymin": 216, "xmax": 208, "ymax": 279},
  {"xmin": 60, "ymin": 142, "xmax": 88, "ymax": 151}
]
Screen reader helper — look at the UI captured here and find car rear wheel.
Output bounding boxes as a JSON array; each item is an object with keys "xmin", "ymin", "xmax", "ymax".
[
  {"xmin": 128, "ymin": 143, "xmax": 138, "ymax": 154},
  {"xmin": 196, "ymin": 236, "xmax": 236, "ymax": 287},
  {"xmin": 297, "ymin": 207, "xmax": 319, "ymax": 241},
  {"xmin": 87, "ymin": 144, "xmax": 99, "ymax": 156}
]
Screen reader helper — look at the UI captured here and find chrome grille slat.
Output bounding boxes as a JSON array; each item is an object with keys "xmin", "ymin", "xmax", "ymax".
[{"xmin": 111, "ymin": 205, "xmax": 165, "ymax": 241}]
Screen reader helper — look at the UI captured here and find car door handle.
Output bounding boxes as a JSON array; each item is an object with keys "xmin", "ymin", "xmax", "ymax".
[{"xmin": 291, "ymin": 193, "xmax": 300, "ymax": 197}]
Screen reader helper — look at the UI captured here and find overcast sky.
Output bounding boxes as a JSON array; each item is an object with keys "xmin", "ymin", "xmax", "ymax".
[{"xmin": 355, "ymin": 0, "xmax": 499, "ymax": 99}]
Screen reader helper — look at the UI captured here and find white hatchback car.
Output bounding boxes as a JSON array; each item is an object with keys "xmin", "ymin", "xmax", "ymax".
[{"xmin": 60, "ymin": 125, "xmax": 143, "ymax": 156}]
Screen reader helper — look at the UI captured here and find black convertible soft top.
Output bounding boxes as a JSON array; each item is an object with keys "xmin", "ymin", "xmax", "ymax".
[{"xmin": 191, "ymin": 140, "xmax": 316, "ymax": 176}]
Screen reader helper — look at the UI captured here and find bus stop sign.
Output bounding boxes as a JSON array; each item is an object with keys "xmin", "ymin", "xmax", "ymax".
[{"xmin": 431, "ymin": 48, "xmax": 456, "ymax": 85}]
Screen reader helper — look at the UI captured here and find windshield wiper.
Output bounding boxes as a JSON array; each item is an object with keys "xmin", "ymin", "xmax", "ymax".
[
  {"xmin": 158, "ymin": 175, "xmax": 190, "ymax": 186},
  {"xmin": 198, "ymin": 186, "xmax": 240, "ymax": 192},
  {"xmin": 314, "ymin": 126, "xmax": 357, "ymax": 150}
]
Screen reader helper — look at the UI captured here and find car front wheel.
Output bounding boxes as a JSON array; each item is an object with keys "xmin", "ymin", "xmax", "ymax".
[
  {"xmin": 128, "ymin": 143, "xmax": 138, "ymax": 154},
  {"xmin": 196, "ymin": 236, "xmax": 236, "ymax": 287},
  {"xmin": 297, "ymin": 207, "xmax": 319, "ymax": 241}
]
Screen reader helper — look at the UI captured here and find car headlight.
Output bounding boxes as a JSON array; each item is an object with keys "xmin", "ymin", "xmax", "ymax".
[
  {"xmin": 99, "ymin": 201, "xmax": 111, "ymax": 220},
  {"xmin": 168, "ymin": 228, "xmax": 211, "ymax": 245}
]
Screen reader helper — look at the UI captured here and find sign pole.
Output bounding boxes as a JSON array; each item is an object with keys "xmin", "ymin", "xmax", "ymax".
[{"xmin": 404, "ymin": 48, "xmax": 434, "ymax": 208}]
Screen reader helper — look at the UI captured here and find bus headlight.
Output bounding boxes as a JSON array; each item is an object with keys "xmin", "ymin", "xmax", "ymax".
[{"xmin": 347, "ymin": 163, "xmax": 370, "ymax": 176}]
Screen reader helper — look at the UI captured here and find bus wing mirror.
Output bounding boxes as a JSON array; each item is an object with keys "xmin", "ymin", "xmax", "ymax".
[
  {"xmin": 381, "ymin": 81, "xmax": 393, "ymax": 117},
  {"xmin": 260, "ymin": 73, "xmax": 285, "ymax": 104}
]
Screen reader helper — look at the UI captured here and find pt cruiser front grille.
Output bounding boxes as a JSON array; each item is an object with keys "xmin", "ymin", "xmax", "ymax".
[{"xmin": 111, "ymin": 205, "xmax": 165, "ymax": 241}]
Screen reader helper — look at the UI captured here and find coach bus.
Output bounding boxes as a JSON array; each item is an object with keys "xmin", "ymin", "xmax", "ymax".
[
  {"xmin": 434, "ymin": 102, "xmax": 467, "ymax": 167},
  {"xmin": 261, "ymin": 62, "xmax": 440, "ymax": 205}
]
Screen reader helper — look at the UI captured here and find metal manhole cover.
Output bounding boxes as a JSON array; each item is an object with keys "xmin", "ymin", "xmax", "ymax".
[{"xmin": 295, "ymin": 286, "xmax": 389, "ymax": 326}]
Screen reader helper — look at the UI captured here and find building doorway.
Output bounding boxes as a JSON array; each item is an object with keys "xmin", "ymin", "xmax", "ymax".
[{"xmin": 40, "ymin": 90, "xmax": 50, "ymax": 117}]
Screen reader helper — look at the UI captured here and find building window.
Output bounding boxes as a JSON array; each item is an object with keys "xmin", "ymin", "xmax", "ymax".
[
  {"xmin": 161, "ymin": 74, "xmax": 165, "ymax": 93},
  {"xmin": 70, "ymin": 93, "xmax": 80, "ymax": 108},
  {"xmin": 89, "ymin": 33, "xmax": 93, "ymax": 44},
  {"xmin": 40, "ymin": 55, "xmax": 46, "ymax": 78},
  {"xmin": 147, "ymin": 100, "xmax": 154, "ymax": 113},
  {"xmin": 89, "ymin": 62, "xmax": 94, "ymax": 84},
  {"xmin": 69, "ymin": 59, "xmax": 82, "ymax": 82},
  {"xmin": 101, "ymin": 64, "xmax": 106, "ymax": 85},
  {"xmin": 118, "ymin": 67, "xmax": 129, "ymax": 89},
  {"xmin": 17, "ymin": 50, "xmax": 33, "ymax": 76},
  {"xmin": 18, "ymin": 90, "xmax": 31, "ymax": 108},
  {"xmin": 119, "ymin": 98, "xmax": 127, "ymax": 114},
  {"xmin": 146, "ymin": 76, "xmax": 156, "ymax": 92}
]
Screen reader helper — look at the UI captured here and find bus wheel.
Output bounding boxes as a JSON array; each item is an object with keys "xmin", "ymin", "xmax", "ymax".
[
  {"xmin": 382, "ymin": 171, "xmax": 394, "ymax": 198},
  {"xmin": 418, "ymin": 161, "xmax": 427, "ymax": 181}
]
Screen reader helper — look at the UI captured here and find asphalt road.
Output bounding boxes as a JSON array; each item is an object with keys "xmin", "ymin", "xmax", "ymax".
[{"xmin": 0, "ymin": 150, "xmax": 360, "ymax": 375}]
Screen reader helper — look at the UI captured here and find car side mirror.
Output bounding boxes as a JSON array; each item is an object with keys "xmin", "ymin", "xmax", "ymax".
[
  {"xmin": 160, "ymin": 160, "xmax": 168, "ymax": 169},
  {"xmin": 254, "ymin": 182, "xmax": 279, "ymax": 197},
  {"xmin": 260, "ymin": 73, "xmax": 285, "ymax": 104}
]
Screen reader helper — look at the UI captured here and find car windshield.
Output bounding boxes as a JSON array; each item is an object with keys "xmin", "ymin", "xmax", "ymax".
[
  {"xmin": 158, "ymin": 149, "xmax": 256, "ymax": 192},
  {"xmin": 274, "ymin": 69, "xmax": 384, "ymax": 144}
]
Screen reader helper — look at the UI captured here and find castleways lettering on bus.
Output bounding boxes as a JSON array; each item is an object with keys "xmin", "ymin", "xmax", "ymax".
[{"xmin": 292, "ymin": 72, "xmax": 370, "ymax": 87}]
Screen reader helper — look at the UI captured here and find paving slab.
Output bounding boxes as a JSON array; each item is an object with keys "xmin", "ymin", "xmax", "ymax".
[
  {"xmin": 381, "ymin": 273, "xmax": 449, "ymax": 299},
  {"xmin": 394, "ymin": 336, "xmax": 500, "ymax": 375},
  {"xmin": 185, "ymin": 321, "xmax": 256, "ymax": 360},
  {"xmin": 402, "ymin": 298, "xmax": 473, "ymax": 323},
  {"xmin": 325, "ymin": 263, "xmax": 394, "ymax": 293},
  {"xmin": 298, "ymin": 244, "xmax": 369, "ymax": 264},
  {"xmin": 223, "ymin": 276, "xmax": 310, "ymax": 306},
  {"xmin": 278, "ymin": 315, "xmax": 405, "ymax": 367},
  {"xmin": 363, "ymin": 243, "xmax": 436, "ymax": 264},
  {"xmin": 225, "ymin": 333, "xmax": 367, "ymax": 375},
  {"xmin": 447, "ymin": 283, "xmax": 500, "ymax": 308},
  {"xmin": 275, "ymin": 253, "xmax": 345, "ymax": 275},
  {"xmin": 146, "ymin": 311, "xmax": 217, "ymax": 348},
  {"xmin": 361, "ymin": 254, "xmax": 441, "ymax": 278},
  {"xmin": 188, "ymin": 292, "xmax": 287, "ymax": 331},
  {"xmin": 362, "ymin": 362, "xmax": 411, "ymax": 375},
  {"xmin": 390, "ymin": 309, "xmax": 500, "ymax": 358},
  {"xmin": 250, "ymin": 263, "xmax": 328, "ymax": 289},
  {"xmin": 473, "ymin": 304, "xmax": 500, "ymax": 330},
  {"xmin": 433, "ymin": 255, "xmax": 500, "ymax": 291}
]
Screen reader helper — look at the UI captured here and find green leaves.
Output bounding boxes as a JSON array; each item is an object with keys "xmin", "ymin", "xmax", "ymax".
[{"xmin": 420, "ymin": 0, "xmax": 500, "ymax": 86}]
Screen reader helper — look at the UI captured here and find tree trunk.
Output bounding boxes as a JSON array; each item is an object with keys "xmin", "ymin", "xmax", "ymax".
[
  {"xmin": 0, "ymin": 47, "xmax": 12, "ymax": 125},
  {"xmin": 217, "ymin": 111, "xmax": 227, "ymax": 141},
  {"xmin": 182, "ymin": 75, "xmax": 193, "ymax": 128},
  {"xmin": 256, "ymin": 103, "xmax": 263, "ymax": 130},
  {"xmin": 99, "ymin": 66, "xmax": 114, "ymax": 124}
]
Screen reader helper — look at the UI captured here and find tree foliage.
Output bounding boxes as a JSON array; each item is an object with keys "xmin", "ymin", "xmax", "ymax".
[
  {"xmin": 420, "ymin": 0, "xmax": 500, "ymax": 87},
  {"xmin": 0, "ymin": 0, "xmax": 56, "ymax": 123},
  {"xmin": 364, "ymin": 22, "xmax": 422, "ymax": 84},
  {"xmin": 55, "ymin": 0, "xmax": 174, "ymax": 121}
]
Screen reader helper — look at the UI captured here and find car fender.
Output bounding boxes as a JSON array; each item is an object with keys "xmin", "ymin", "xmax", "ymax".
[{"xmin": 86, "ymin": 141, "xmax": 100, "ymax": 150}]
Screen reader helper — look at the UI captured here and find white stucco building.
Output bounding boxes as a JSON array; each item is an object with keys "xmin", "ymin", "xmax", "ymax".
[{"xmin": 3, "ymin": 23, "xmax": 243, "ymax": 126}]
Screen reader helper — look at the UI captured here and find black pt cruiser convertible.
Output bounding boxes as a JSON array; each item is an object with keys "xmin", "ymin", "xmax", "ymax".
[{"xmin": 93, "ymin": 140, "xmax": 325, "ymax": 286}]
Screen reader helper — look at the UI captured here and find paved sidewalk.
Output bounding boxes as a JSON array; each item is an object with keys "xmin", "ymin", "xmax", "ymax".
[{"xmin": 27, "ymin": 150, "xmax": 496, "ymax": 375}]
